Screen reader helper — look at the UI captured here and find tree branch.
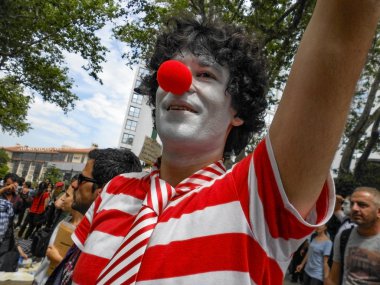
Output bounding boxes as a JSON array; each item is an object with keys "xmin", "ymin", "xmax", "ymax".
[
  {"xmin": 339, "ymin": 65, "xmax": 380, "ymax": 174},
  {"xmin": 354, "ymin": 110, "xmax": 380, "ymax": 178}
]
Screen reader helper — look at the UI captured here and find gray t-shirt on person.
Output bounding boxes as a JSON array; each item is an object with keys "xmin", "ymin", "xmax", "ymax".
[{"xmin": 333, "ymin": 228, "xmax": 380, "ymax": 284}]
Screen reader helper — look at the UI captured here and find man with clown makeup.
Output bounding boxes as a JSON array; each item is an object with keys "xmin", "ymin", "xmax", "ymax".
[{"xmin": 71, "ymin": 1, "xmax": 380, "ymax": 284}]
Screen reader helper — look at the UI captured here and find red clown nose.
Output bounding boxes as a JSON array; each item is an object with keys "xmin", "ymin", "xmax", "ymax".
[{"xmin": 157, "ymin": 60, "xmax": 192, "ymax": 95}]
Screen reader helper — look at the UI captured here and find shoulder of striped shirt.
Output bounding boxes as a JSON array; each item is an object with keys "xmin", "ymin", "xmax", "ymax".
[{"xmin": 119, "ymin": 171, "xmax": 150, "ymax": 179}]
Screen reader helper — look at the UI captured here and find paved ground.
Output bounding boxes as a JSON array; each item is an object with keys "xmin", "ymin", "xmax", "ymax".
[{"xmin": 283, "ymin": 273, "xmax": 300, "ymax": 285}]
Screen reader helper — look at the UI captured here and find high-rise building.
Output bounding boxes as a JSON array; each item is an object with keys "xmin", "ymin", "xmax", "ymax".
[{"xmin": 118, "ymin": 66, "xmax": 160, "ymax": 156}]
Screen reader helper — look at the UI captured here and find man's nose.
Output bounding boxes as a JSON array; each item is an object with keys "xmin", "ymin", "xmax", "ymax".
[
  {"xmin": 351, "ymin": 202, "xmax": 359, "ymax": 211},
  {"xmin": 186, "ymin": 81, "xmax": 196, "ymax": 94}
]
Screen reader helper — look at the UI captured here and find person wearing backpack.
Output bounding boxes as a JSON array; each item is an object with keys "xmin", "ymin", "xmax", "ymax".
[
  {"xmin": 18, "ymin": 182, "xmax": 50, "ymax": 239},
  {"xmin": 33, "ymin": 179, "xmax": 83, "ymax": 285},
  {"xmin": 325, "ymin": 187, "xmax": 380, "ymax": 284}
]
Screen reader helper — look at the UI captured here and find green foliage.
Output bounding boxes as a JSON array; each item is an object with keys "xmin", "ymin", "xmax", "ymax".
[
  {"xmin": 119, "ymin": 0, "xmax": 379, "ymax": 172},
  {"xmin": 115, "ymin": 0, "xmax": 315, "ymax": 93},
  {"xmin": 355, "ymin": 162, "xmax": 380, "ymax": 189},
  {"xmin": 335, "ymin": 162, "xmax": 380, "ymax": 195},
  {"xmin": 0, "ymin": 0, "xmax": 121, "ymax": 135},
  {"xmin": 43, "ymin": 166, "xmax": 63, "ymax": 185},
  {"xmin": 334, "ymin": 173, "xmax": 359, "ymax": 197},
  {"xmin": 0, "ymin": 77, "xmax": 31, "ymax": 135},
  {"xmin": 0, "ymin": 149, "xmax": 10, "ymax": 177}
]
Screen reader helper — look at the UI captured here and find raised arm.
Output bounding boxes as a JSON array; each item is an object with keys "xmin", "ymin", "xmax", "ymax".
[{"xmin": 270, "ymin": 0, "xmax": 380, "ymax": 217}]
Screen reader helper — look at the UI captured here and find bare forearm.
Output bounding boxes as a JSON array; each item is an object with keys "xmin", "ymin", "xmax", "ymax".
[
  {"xmin": 271, "ymin": 0, "xmax": 380, "ymax": 216},
  {"xmin": 325, "ymin": 261, "xmax": 341, "ymax": 285},
  {"xmin": 324, "ymin": 261, "xmax": 330, "ymax": 279}
]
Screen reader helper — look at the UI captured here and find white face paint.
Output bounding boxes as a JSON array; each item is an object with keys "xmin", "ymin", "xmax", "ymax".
[
  {"xmin": 342, "ymin": 198, "xmax": 351, "ymax": 216},
  {"xmin": 155, "ymin": 52, "xmax": 243, "ymax": 154}
]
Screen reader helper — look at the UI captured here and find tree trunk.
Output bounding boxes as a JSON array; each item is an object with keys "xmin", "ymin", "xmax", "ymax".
[
  {"xmin": 338, "ymin": 66, "xmax": 380, "ymax": 175},
  {"xmin": 354, "ymin": 110, "xmax": 380, "ymax": 179}
]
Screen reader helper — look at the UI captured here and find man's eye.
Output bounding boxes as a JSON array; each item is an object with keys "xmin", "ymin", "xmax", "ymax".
[{"xmin": 197, "ymin": 72, "xmax": 214, "ymax": 79}]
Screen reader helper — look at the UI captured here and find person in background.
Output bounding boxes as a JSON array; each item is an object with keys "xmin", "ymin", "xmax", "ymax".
[
  {"xmin": 325, "ymin": 187, "xmax": 380, "ymax": 285},
  {"xmin": 33, "ymin": 179, "xmax": 83, "ymax": 285},
  {"xmin": 0, "ymin": 173, "xmax": 19, "ymax": 271},
  {"xmin": 45, "ymin": 181, "xmax": 66, "ymax": 229},
  {"xmin": 289, "ymin": 240, "xmax": 309, "ymax": 283},
  {"xmin": 46, "ymin": 148, "xmax": 142, "ymax": 285},
  {"xmin": 18, "ymin": 182, "xmax": 50, "ymax": 239},
  {"xmin": 333, "ymin": 194, "xmax": 356, "ymax": 237},
  {"xmin": 296, "ymin": 224, "xmax": 332, "ymax": 285},
  {"xmin": 0, "ymin": 173, "xmax": 18, "ymax": 242},
  {"xmin": 15, "ymin": 181, "xmax": 33, "ymax": 228}
]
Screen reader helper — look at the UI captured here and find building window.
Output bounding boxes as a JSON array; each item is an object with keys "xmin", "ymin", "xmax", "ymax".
[
  {"xmin": 138, "ymin": 67, "xmax": 148, "ymax": 77},
  {"xmin": 131, "ymin": 93, "xmax": 143, "ymax": 105},
  {"xmin": 22, "ymin": 152, "xmax": 36, "ymax": 160},
  {"xmin": 122, "ymin": 133, "xmax": 134, "ymax": 145},
  {"xmin": 36, "ymin": 153, "xmax": 52, "ymax": 161},
  {"xmin": 66, "ymin": 153, "xmax": 74, "ymax": 162},
  {"xmin": 125, "ymin": 119, "xmax": 138, "ymax": 131},
  {"xmin": 128, "ymin": 106, "xmax": 140, "ymax": 118}
]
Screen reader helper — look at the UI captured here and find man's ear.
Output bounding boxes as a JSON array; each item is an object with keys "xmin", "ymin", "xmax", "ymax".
[
  {"xmin": 94, "ymin": 187, "xmax": 102, "ymax": 197},
  {"xmin": 232, "ymin": 116, "xmax": 244, "ymax": 127}
]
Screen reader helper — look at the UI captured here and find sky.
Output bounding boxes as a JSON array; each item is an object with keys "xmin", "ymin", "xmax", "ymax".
[{"xmin": 0, "ymin": 27, "xmax": 138, "ymax": 149}]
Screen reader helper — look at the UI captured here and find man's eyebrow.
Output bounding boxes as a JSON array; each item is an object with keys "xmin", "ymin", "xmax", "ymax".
[{"xmin": 197, "ymin": 57, "xmax": 224, "ymax": 74}]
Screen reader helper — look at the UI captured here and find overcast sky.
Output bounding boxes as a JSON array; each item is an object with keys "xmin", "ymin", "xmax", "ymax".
[{"xmin": 0, "ymin": 27, "xmax": 138, "ymax": 149}]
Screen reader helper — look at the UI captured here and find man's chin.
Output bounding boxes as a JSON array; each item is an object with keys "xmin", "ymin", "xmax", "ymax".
[
  {"xmin": 72, "ymin": 202, "xmax": 88, "ymax": 215},
  {"xmin": 351, "ymin": 218, "xmax": 362, "ymax": 224}
]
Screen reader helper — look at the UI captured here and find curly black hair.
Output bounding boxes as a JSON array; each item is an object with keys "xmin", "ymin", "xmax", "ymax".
[{"xmin": 139, "ymin": 16, "xmax": 268, "ymax": 156}]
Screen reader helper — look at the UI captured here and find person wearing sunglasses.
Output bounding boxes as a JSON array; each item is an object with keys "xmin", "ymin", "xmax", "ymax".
[
  {"xmin": 70, "ymin": 149, "xmax": 139, "ymax": 215},
  {"xmin": 45, "ymin": 148, "xmax": 142, "ymax": 285}
]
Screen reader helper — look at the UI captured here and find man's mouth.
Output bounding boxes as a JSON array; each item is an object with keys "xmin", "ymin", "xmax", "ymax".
[{"xmin": 167, "ymin": 105, "xmax": 197, "ymax": 113}]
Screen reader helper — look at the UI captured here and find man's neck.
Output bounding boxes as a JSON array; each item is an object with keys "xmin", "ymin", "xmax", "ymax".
[
  {"xmin": 160, "ymin": 147, "xmax": 224, "ymax": 187},
  {"xmin": 357, "ymin": 221, "xmax": 380, "ymax": 237},
  {"xmin": 71, "ymin": 211, "xmax": 84, "ymax": 226}
]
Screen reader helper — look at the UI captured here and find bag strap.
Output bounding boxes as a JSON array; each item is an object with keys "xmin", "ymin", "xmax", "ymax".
[{"xmin": 339, "ymin": 226, "xmax": 354, "ymax": 283}]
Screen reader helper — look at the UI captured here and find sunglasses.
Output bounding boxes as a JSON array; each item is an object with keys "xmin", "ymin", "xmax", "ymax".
[{"xmin": 77, "ymin": 173, "xmax": 99, "ymax": 186}]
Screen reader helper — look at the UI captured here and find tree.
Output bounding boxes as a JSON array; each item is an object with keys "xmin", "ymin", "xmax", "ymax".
[
  {"xmin": 0, "ymin": 149, "xmax": 10, "ymax": 177},
  {"xmin": 119, "ymin": 0, "xmax": 379, "ymax": 177},
  {"xmin": 116, "ymin": 0, "xmax": 316, "ymax": 163},
  {"xmin": 0, "ymin": 0, "xmax": 121, "ymax": 135},
  {"xmin": 44, "ymin": 166, "xmax": 63, "ymax": 185},
  {"xmin": 115, "ymin": 0, "xmax": 315, "ymax": 92},
  {"xmin": 337, "ymin": 27, "xmax": 380, "ymax": 189}
]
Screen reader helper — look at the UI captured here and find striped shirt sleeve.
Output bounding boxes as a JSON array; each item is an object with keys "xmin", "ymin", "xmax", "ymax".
[{"xmin": 231, "ymin": 136, "xmax": 335, "ymax": 262}]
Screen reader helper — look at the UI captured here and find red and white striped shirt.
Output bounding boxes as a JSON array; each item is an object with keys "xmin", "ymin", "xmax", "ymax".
[{"xmin": 72, "ymin": 138, "xmax": 334, "ymax": 284}]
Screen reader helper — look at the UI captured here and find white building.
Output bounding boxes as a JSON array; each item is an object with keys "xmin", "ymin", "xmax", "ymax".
[
  {"xmin": 118, "ymin": 66, "xmax": 160, "ymax": 156},
  {"xmin": 1, "ymin": 145, "xmax": 94, "ymax": 182}
]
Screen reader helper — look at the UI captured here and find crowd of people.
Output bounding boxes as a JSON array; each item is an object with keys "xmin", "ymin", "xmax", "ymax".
[
  {"xmin": 288, "ymin": 187, "xmax": 380, "ymax": 284},
  {"xmin": 0, "ymin": 148, "xmax": 142, "ymax": 284},
  {"xmin": 1, "ymin": 0, "xmax": 380, "ymax": 284}
]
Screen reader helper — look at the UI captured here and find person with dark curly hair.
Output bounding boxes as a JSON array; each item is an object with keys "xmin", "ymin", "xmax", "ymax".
[{"xmin": 71, "ymin": 1, "xmax": 379, "ymax": 284}]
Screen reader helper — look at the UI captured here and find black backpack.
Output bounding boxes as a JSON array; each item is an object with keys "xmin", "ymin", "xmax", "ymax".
[
  {"xmin": 31, "ymin": 227, "xmax": 52, "ymax": 257},
  {"xmin": 0, "ymin": 216, "xmax": 20, "ymax": 272}
]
